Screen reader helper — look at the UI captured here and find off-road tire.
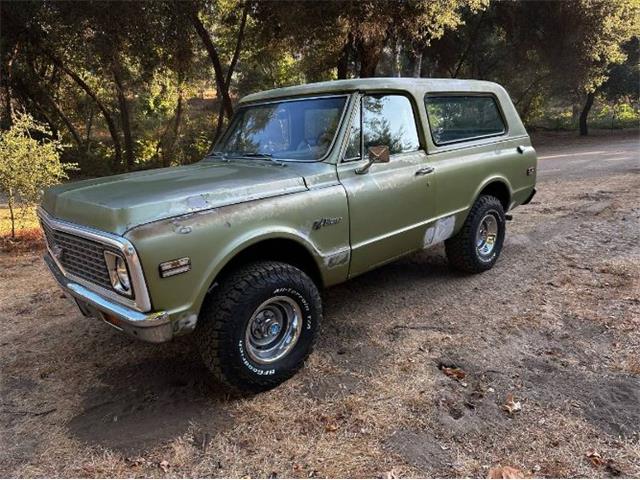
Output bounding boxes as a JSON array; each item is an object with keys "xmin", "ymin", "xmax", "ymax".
[
  {"xmin": 196, "ymin": 261, "xmax": 322, "ymax": 392},
  {"xmin": 445, "ymin": 195, "xmax": 506, "ymax": 273}
]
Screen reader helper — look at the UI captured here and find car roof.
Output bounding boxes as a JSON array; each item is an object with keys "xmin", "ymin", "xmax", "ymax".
[{"xmin": 239, "ymin": 77, "xmax": 505, "ymax": 104}]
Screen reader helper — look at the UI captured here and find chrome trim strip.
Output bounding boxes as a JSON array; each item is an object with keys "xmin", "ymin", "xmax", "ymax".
[
  {"xmin": 38, "ymin": 207, "xmax": 152, "ymax": 312},
  {"xmin": 44, "ymin": 254, "xmax": 166, "ymax": 325}
]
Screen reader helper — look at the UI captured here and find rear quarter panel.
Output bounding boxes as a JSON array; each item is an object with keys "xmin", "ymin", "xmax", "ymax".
[
  {"xmin": 429, "ymin": 138, "xmax": 536, "ymax": 222},
  {"xmin": 416, "ymin": 83, "xmax": 537, "ymax": 231}
]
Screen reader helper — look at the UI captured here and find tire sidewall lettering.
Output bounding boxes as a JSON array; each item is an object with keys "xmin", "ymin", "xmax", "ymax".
[
  {"xmin": 273, "ymin": 287, "xmax": 313, "ymax": 330},
  {"xmin": 236, "ymin": 286, "xmax": 316, "ymax": 377},
  {"xmin": 238, "ymin": 339, "xmax": 276, "ymax": 376}
]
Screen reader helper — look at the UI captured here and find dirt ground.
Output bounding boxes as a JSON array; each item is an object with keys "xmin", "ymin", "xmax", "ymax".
[{"xmin": 1, "ymin": 130, "xmax": 639, "ymax": 478}]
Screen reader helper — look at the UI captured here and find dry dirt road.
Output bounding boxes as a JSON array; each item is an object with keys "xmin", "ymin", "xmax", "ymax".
[{"xmin": 1, "ymin": 130, "xmax": 639, "ymax": 478}]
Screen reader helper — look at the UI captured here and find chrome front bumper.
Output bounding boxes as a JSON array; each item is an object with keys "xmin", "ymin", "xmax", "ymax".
[{"xmin": 44, "ymin": 253, "xmax": 174, "ymax": 343}]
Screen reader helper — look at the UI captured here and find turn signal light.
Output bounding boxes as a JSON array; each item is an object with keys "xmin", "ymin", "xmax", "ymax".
[{"xmin": 159, "ymin": 257, "xmax": 191, "ymax": 278}]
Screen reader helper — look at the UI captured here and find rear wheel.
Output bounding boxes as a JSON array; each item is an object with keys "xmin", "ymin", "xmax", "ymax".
[
  {"xmin": 445, "ymin": 195, "xmax": 506, "ymax": 273},
  {"xmin": 196, "ymin": 261, "xmax": 322, "ymax": 392}
]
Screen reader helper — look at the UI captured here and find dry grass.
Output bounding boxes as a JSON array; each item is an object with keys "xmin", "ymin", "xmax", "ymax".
[
  {"xmin": 0, "ymin": 205, "xmax": 39, "ymax": 236},
  {"xmin": 0, "ymin": 228, "xmax": 44, "ymax": 253}
]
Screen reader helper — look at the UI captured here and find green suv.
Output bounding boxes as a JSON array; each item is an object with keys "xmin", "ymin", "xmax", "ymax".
[{"xmin": 39, "ymin": 78, "xmax": 537, "ymax": 391}]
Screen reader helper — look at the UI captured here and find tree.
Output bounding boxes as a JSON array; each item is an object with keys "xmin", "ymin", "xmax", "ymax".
[
  {"xmin": 252, "ymin": 1, "xmax": 487, "ymax": 80},
  {"xmin": 601, "ymin": 37, "xmax": 640, "ymax": 124},
  {"xmin": 507, "ymin": 0, "xmax": 639, "ymax": 135},
  {"xmin": 0, "ymin": 112, "xmax": 74, "ymax": 237},
  {"xmin": 566, "ymin": 0, "xmax": 639, "ymax": 135}
]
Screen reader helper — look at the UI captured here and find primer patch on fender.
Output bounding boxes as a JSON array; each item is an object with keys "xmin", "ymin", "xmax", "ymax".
[{"xmin": 423, "ymin": 215, "xmax": 456, "ymax": 248}]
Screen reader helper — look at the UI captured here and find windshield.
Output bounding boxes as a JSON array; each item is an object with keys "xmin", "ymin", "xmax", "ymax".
[{"xmin": 217, "ymin": 95, "xmax": 348, "ymax": 161}]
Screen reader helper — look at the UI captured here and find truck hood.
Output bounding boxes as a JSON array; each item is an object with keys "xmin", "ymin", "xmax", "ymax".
[{"xmin": 42, "ymin": 160, "xmax": 310, "ymax": 235}]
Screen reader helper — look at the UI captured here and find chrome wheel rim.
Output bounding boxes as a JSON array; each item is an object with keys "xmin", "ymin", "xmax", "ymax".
[
  {"xmin": 476, "ymin": 212, "xmax": 499, "ymax": 258},
  {"xmin": 245, "ymin": 296, "xmax": 303, "ymax": 364}
]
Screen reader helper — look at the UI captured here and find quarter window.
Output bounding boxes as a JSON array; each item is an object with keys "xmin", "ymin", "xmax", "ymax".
[
  {"xmin": 363, "ymin": 95, "xmax": 420, "ymax": 155},
  {"xmin": 425, "ymin": 95, "xmax": 506, "ymax": 145}
]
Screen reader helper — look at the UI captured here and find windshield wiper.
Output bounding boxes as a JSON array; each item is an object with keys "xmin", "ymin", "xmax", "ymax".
[
  {"xmin": 206, "ymin": 150, "xmax": 231, "ymax": 162},
  {"xmin": 238, "ymin": 152, "xmax": 286, "ymax": 166}
]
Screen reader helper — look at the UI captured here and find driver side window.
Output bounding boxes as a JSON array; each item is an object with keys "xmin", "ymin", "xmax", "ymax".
[
  {"xmin": 363, "ymin": 94, "xmax": 420, "ymax": 155},
  {"xmin": 343, "ymin": 94, "xmax": 421, "ymax": 162}
]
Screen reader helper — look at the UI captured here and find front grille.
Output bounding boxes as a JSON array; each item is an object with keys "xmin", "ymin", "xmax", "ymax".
[{"xmin": 41, "ymin": 221, "xmax": 115, "ymax": 292}]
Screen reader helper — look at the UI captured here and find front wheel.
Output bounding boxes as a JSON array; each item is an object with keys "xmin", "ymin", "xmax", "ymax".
[
  {"xmin": 445, "ymin": 195, "xmax": 506, "ymax": 273},
  {"xmin": 196, "ymin": 261, "xmax": 322, "ymax": 392}
]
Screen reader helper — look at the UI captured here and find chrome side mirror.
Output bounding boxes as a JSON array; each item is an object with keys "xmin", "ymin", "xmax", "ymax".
[{"xmin": 355, "ymin": 145, "xmax": 390, "ymax": 174}]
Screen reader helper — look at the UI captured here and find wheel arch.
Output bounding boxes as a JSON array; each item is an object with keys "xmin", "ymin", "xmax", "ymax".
[
  {"xmin": 473, "ymin": 177, "xmax": 512, "ymax": 212},
  {"xmin": 215, "ymin": 236, "xmax": 324, "ymax": 288},
  {"xmin": 194, "ymin": 231, "xmax": 325, "ymax": 316}
]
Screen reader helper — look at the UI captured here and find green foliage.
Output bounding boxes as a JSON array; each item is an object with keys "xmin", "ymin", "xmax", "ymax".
[{"xmin": 0, "ymin": 112, "xmax": 75, "ymax": 237}]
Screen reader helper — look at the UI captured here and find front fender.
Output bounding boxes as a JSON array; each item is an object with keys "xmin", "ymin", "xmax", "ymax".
[{"xmin": 125, "ymin": 186, "xmax": 350, "ymax": 329}]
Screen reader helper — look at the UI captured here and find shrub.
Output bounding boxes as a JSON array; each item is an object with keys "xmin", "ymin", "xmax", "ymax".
[{"xmin": 0, "ymin": 112, "xmax": 76, "ymax": 238}]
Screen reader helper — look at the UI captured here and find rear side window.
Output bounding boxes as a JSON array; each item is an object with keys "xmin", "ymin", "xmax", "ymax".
[{"xmin": 424, "ymin": 95, "xmax": 506, "ymax": 145}]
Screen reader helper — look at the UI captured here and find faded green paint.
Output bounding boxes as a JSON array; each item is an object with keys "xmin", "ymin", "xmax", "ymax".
[{"xmin": 40, "ymin": 78, "xmax": 537, "ymax": 338}]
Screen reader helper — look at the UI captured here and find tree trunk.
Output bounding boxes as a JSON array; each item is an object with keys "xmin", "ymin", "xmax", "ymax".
[
  {"xmin": 1, "ymin": 43, "xmax": 19, "ymax": 129},
  {"xmin": 412, "ymin": 51, "xmax": 422, "ymax": 78},
  {"xmin": 225, "ymin": 2, "xmax": 248, "ymax": 90},
  {"xmin": 579, "ymin": 92, "xmax": 595, "ymax": 136},
  {"xmin": 38, "ymin": 83, "xmax": 82, "ymax": 145},
  {"xmin": 358, "ymin": 40, "xmax": 382, "ymax": 78},
  {"xmin": 213, "ymin": 2, "xmax": 249, "ymax": 143},
  {"xmin": 452, "ymin": 11, "xmax": 485, "ymax": 79},
  {"xmin": 48, "ymin": 96, "xmax": 81, "ymax": 145},
  {"xmin": 7, "ymin": 188, "xmax": 15, "ymax": 239},
  {"xmin": 162, "ymin": 89, "xmax": 183, "ymax": 167},
  {"xmin": 390, "ymin": 36, "xmax": 401, "ymax": 77},
  {"xmin": 20, "ymin": 61, "xmax": 82, "ymax": 145},
  {"xmin": 46, "ymin": 51, "xmax": 122, "ymax": 170},
  {"xmin": 337, "ymin": 32, "xmax": 354, "ymax": 80},
  {"xmin": 112, "ymin": 63, "xmax": 134, "ymax": 171},
  {"xmin": 189, "ymin": 6, "xmax": 234, "ymax": 119},
  {"xmin": 85, "ymin": 106, "xmax": 94, "ymax": 153},
  {"xmin": 337, "ymin": 42, "xmax": 349, "ymax": 80}
]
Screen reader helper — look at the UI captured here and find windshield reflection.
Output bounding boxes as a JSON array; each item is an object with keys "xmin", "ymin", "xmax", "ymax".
[{"xmin": 217, "ymin": 96, "xmax": 348, "ymax": 162}]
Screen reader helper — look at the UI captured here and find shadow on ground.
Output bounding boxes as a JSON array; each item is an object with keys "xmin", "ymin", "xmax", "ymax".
[{"xmin": 68, "ymin": 356, "xmax": 235, "ymax": 455}]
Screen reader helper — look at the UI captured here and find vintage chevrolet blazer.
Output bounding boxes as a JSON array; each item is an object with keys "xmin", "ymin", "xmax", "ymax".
[{"xmin": 39, "ymin": 78, "xmax": 537, "ymax": 391}]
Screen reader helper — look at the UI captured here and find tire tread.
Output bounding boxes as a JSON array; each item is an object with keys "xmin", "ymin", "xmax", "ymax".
[
  {"xmin": 445, "ymin": 195, "xmax": 505, "ymax": 273},
  {"xmin": 196, "ymin": 261, "xmax": 321, "ymax": 392}
]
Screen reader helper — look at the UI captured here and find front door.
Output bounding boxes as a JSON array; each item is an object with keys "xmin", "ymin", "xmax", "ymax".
[{"xmin": 338, "ymin": 93, "xmax": 437, "ymax": 277}]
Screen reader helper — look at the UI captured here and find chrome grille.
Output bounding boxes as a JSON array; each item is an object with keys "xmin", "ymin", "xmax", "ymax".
[{"xmin": 41, "ymin": 220, "xmax": 115, "ymax": 292}]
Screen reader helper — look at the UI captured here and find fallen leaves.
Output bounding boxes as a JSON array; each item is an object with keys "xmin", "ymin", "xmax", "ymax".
[
  {"xmin": 585, "ymin": 449, "xmax": 603, "ymax": 466},
  {"xmin": 501, "ymin": 393, "xmax": 522, "ymax": 415},
  {"xmin": 441, "ymin": 366, "xmax": 466, "ymax": 380},
  {"xmin": 159, "ymin": 460, "xmax": 170, "ymax": 473},
  {"xmin": 585, "ymin": 449, "xmax": 623, "ymax": 476},
  {"xmin": 487, "ymin": 465, "xmax": 525, "ymax": 479},
  {"xmin": 324, "ymin": 422, "xmax": 339, "ymax": 432},
  {"xmin": 385, "ymin": 467, "xmax": 403, "ymax": 479},
  {"xmin": 439, "ymin": 364, "xmax": 468, "ymax": 386}
]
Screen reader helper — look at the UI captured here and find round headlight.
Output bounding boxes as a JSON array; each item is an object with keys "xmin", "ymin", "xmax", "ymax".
[
  {"xmin": 104, "ymin": 251, "xmax": 132, "ymax": 296},
  {"xmin": 115, "ymin": 255, "xmax": 131, "ymax": 292}
]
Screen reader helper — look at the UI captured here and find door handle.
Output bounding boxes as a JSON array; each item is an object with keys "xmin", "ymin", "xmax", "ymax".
[
  {"xmin": 517, "ymin": 145, "xmax": 526, "ymax": 154},
  {"xmin": 415, "ymin": 166, "xmax": 435, "ymax": 176}
]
